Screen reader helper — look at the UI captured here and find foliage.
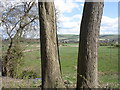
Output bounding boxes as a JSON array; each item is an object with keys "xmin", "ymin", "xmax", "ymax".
[
  {"xmin": 99, "ymin": 43, "xmax": 118, "ymax": 46},
  {"xmin": 2, "ymin": 43, "xmax": 24, "ymax": 77},
  {"xmin": 100, "ymin": 43, "xmax": 109, "ymax": 46},
  {"xmin": 114, "ymin": 44, "xmax": 120, "ymax": 48},
  {"xmin": 18, "ymin": 70, "xmax": 38, "ymax": 79}
]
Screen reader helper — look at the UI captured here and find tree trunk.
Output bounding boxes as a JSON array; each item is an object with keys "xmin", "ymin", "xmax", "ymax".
[
  {"xmin": 77, "ymin": 1, "xmax": 104, "ymax": 89},
  {"xmin": 2, "ymin": 38, "xmax": 13, "ymax": 77},
  {"xmin": 2, "ymin": 28, "xmax": 22, "ymax": 77},
  {"xmin": 0, "ymin": 58, "xmax": 1, "ymax": 89},
  {"xmin": 38, "ymin": 2, "xmax": 65, "ymax": 89}
]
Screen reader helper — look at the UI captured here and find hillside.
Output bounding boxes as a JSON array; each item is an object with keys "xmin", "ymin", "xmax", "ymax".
[
  {"xmin": 2, "ymin": 34, "xmax": 119, "ymax": 44},
  {"xmin": 58, "ymin": 34, "xmax": 119, "ymax": 41}
]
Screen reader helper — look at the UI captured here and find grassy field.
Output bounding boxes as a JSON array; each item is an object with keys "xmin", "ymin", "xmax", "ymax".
[
  {"xmin": 60, "ymin": 44, "xmax": 119, "ymax": 88},
  {"xmin": 2, "ymin": 43, "xmax": 119, "ymax": 88}
]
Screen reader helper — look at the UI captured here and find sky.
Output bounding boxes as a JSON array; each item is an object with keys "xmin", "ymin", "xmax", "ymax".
[
  {"xmin": 0, "ymin": 0, "xmax": 119, "ymax": 38},
  {"xmin": 54, "ymin": 0, "xmax": 118, "ymax": 35}
]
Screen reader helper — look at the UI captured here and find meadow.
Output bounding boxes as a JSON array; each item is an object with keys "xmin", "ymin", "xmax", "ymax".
[{"xmin": 2, "ymin": 42, "xmax": 119, "ymax": 88}]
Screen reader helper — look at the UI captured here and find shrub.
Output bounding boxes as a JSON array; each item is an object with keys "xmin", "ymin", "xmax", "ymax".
[
  {"xmin": 18, "ymin": 70, "xmax": 38, "ymax": 79},
  {"xmin": 114, "ymin": 44, "xmax": 120, "ymax": 48},
  {"xmin": 2, "ymin": 44, "xmax": 24, "ymax": 78}
]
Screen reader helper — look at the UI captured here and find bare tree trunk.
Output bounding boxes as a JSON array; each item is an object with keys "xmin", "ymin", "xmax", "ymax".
[
  {"xmin": 38, "ymin": 2, "xmax": 65, "ymax": 89},
  {"xmin": 0, "ymin": 37, "xmax": 1, "ymax": 90},
  {"xmin": 0, "ymin": 58, "xmax": 1, "ymax": 89},
  {"xmin": 2, "ymin": 28, "xmax": 22, "ymax": 77},
  {"xmin": 77, "ymin": 1, "xmax": 104, "ymax": 89}
]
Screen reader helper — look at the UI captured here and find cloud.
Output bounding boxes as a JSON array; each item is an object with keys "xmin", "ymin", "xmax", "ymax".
[
  {"xmin": 74, "ymin": 0, "xmax": 85, "ymax": 2},
  {"xmin": 58, "ymin": 14, "xmax": 82, "ymax": 22},
  {"xmin": 55, "ymin": 0, "xmax": 118, "ymax": 35},
  {"xmin": 100, "ymin": 16, "xmax": 118, "ymax": 34},
  {"xmin": 57, "ymin": 14, "xmax": 82, "ymax": 34},
  {"xmin": 80, "ymin": 3, "xmax": 84, "ymax": 7},
  {"xmin": 58, "ymin": 28, "xmax": 80, "ymax": 35},
  {"xmin": 58, "ymin": 14, "xmax": 118, "ymax": 35},
  {"xmin": 55, "ymin": 0, "xmax": 80, "ymax": 13},
  {"xmin": 1, "ymin": 0, "xmax": 118, "ymax": 35},
  {"xmin": 54, "ymin": 0, "xmax": 83, "ymax": 35},
  {"xmin": 60, "ymin": 14, "xmax": 81, "ymax": 29}
]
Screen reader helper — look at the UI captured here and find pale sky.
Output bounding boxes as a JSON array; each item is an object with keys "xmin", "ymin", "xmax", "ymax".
[
  {"xmin": 0, "ymin": 0, "xmax": 119, "ymax": 37},
  {"xmin": 54, "ymin": 0, "xmax": 118, "ymax": 35}
]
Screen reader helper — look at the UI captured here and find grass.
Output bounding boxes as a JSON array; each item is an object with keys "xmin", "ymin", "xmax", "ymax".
[
  {"xmin": 59, "ymin": 45, "xmax": 119, "ymax": 88},
  {"xmin": 59, "ymin": 46, "xmax": 78, "ymax": 83},
  {"xmin": 17, "ymin": 46, "xmax": 41, "ymax": 78},
  {"xmin": 98, "ymin": 46, "xmax": 118, "ymax": 72},
  {"xmin": 2, "ymin": 43, "xmax": 119, "ymax": 88}
]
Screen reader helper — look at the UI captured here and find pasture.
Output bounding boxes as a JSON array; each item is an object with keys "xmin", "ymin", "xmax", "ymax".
[{"xmin": 2, "ymin": 43, "xmax": 119, "ymax": 88}]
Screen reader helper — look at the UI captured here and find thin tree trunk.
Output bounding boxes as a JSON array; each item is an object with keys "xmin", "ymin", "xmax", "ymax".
[
  {"xmin": 77, "ymin": 1, "xmax": 104, "ymax": 89},
  {"xmin": 2, "ymin": 37, "xmax": 13, "ymax": 76},
  {"xmin": 2, "ymin": 28, "xmax": 21, "ymax": 77},
  {"xmin": 38, "ymin": 2, "xmax": 65, "ymax": 89}
]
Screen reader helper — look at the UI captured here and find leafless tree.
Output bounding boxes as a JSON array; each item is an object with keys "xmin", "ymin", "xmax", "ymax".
[{"xmin": 1, "ymin": 1, "xmax": 38, "ymax": 77}]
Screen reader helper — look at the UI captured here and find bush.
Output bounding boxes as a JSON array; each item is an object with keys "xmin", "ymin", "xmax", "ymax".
[
  {"xmin": 100, "ymin": 43, "xmax": 108, "ymax": 46},
  {"xmin": 2, "ymin": 44, "xmax": 24, "ymax": 78},
  {"xmin": 18, "ymin": 70, "xmax": 38, "ymax": 79},
  {"xmin": 114, "ymin": 44, "xmax": 120, "ymax": 48}
]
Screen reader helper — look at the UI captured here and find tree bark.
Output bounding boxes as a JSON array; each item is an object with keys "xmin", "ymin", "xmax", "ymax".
[
  {"xmin": 38, "ymin": 2, "xmax": 65, "ymax": 89},
  {"xmin": 77, "ymin": 1, "xmax": 104, "ymax": 89},
  {"xmin": 0, "ymin": 58, "xmax": 1, "ymax": 89}
]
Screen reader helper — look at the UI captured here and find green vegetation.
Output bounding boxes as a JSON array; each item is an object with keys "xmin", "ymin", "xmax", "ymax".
[
  {"xmin": 58, "ymin": 34, "xmax": 79, "ymax": 41},
  {"xmin": 99, "ymin": 35, "xmax": 119, "ymax": 40},
  {"xmin": 2, "ymin": 42, "xmax": 119, "ymax": 88},
  {"xmin": 2, "ymin": 42, "xmax": 24, "ymax": 77},
  {"xmin": 114, "ymin": 44, "xmax": 120, "ymax": 48},
  {"xmin": 58, "ymin": 34, "xmax": 119, "ymax": 41}
]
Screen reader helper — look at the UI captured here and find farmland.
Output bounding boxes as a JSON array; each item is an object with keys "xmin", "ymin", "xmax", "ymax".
[{"xmin": 2, "ymin": 41, "xmax": 119, "ymax": 88}]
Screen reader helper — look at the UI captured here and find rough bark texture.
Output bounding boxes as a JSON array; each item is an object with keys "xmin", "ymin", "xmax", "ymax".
[
  {"xmin": 0, "ymin": 39, "xmax": 1, "ymax": 89},
  {"xmin": 0, "ymin": 59, "xmax": 1, "ymax": 89},
  {"xmin": 2, "ymin": 35, "xmax": 13, "ymax": 76},
  {"xmin": 77, "ymin": 1, "xmax": 104, "ymax": 89},
  {"xmin": 38, "ymin": 2, "xmax": 65, "ymax": 89}
]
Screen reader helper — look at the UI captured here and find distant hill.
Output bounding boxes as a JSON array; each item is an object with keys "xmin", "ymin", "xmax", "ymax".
[
  {"xmin": 99, "ymin": 35, "xmax": 119, "ymax": 41},
  {"xmin": 58, "ymin": 34, "xmax": 79, "ymax": 41},
  {"xmin": 58, "ymin": 34, "xmax": 119, "ymax": 41},
  {"xmin": 2, "ymin": 34, "xmax": 119, "ymax": 44}
]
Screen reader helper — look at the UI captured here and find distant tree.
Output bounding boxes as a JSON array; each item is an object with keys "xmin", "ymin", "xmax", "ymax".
[
  {"xmin": 1, "ymin": 1, "xmax": 38, "ymax": 77},
  {"xmin": 77, "ymin": 1, "xmax": 104, "ymax": 88},
  {"xmin": 38, "ymin": 2, "xmax": 65, "ymax": 88}
]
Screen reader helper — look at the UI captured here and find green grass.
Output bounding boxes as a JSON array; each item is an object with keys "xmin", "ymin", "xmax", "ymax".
[
  {"xmin": 98, "ymin": 46, "xmax": 118, "ymax": 72},
  {"xmin": 17, "ymin": 50, "xmax": 41, "ymax": 78},
  {"xmin": 59, "ymin": 46, "xmax": 78, "ymax": 83},
  {"xmin": 59, "ymin": 45, "xmax": 119, "ymax": 87},
  {"xmin": 2, "ymin": 43, "xmax": 119, "ymax": 88}
]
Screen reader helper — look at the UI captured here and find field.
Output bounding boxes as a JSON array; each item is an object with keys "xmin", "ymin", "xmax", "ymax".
[{"xmin": 2, "ymin": 42, "xmax": 119, "ymax": 88}]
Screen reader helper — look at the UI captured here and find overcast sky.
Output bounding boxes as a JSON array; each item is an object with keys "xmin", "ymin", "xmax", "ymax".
[{"xmin": 54, "ymin": 0, "xmax": 118, "ymax": 35}]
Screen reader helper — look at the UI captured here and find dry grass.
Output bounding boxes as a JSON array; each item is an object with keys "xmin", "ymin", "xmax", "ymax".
[{"xmin": 2, "ymin": 77, "xmax": 41, "ymax": 88}]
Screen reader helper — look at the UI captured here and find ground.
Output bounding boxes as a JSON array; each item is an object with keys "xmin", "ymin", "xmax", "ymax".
[{"xmin": 1, "ymin": 42, "xmax": 119, "ymax": 88}]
